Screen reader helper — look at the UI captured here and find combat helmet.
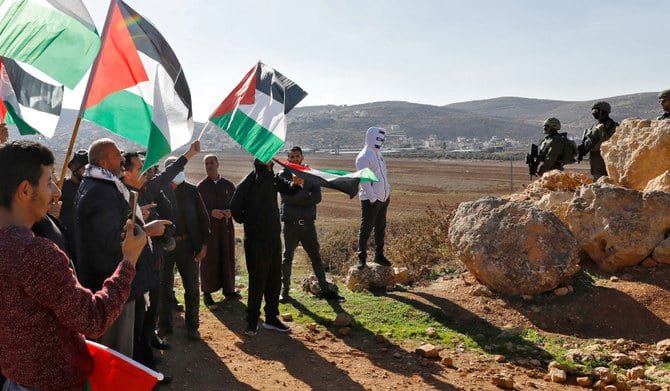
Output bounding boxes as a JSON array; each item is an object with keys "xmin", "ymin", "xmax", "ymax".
[
  {"xmin": 658, "ymin": 89, "xmax": 670, "ymax": 100},
  {"xmin": 591, "ymin": 101, "xmax": 611, "ymax": 113},
  {"xmin": 543, "ymin": 117, "xmax": 561, "ymax": 132}
]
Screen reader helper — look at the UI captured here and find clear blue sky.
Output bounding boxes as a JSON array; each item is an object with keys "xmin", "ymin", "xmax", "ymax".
[{"xmin": 70, "ymin": 0, "xmax": 669, "ymax": 120}]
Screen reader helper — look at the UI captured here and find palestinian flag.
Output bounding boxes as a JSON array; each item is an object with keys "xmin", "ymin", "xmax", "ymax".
[
  {"xmin": 86, "ymin": 340, "xmax": 162, "ymax": 391},
  {"xmin": 209, "ymin": 62, "xmax": 307, "ymax": 163},
  {"xmin": 82, "ymin": 0, "xmax": 193, "ymax": 170},
  {"xmin": 273, "ymin": 158, "xmax": 378, "ymax": 199},
  {"xmin": 0, "ymin": 57, "xmax": 63, "ymax": 137},
  {"xmin": 0, "ymin": 0, "xmax": 100, "ymax": 89}
]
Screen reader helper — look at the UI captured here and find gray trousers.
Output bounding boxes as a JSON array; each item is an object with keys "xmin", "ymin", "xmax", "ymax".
[{"xmin": 97, "ymin": 299, "xmax": 135, "ymax": 358}]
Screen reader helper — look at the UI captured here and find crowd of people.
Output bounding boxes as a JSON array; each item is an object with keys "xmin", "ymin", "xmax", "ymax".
[{"xmin": 0, "ymin": 90, "xmax": 666, "ymax": 390}]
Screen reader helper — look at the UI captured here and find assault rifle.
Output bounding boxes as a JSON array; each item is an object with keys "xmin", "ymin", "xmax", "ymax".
[
  {"xmin": 577, "ymin": 143, "xmax": 586, "ymax": 163},
  {"xmin": 525, "ymin": 143, "xmax": 543, "ymax": 179}
]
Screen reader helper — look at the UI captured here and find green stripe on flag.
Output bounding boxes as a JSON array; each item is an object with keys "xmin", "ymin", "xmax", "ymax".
[
  {"xmin": 3, "ymin": 100, "xmax": 38, "ymax": 135},
  {"xmin": 0, "ymin": 1, "xmax": 100, "ymax": 89},
  {"xmin": 83, "ymin": 90, "xmax": 153, "ymax": 145},
  {"xmin": 321, "ymin": 168, "xmax": 379, "ymax": 182},
  {"xmin": 211, "ymin": 110, "xmax": 285, "ymax": 163},
  {"xmin": 143, "ymin": 124, "xmax": 171, "ymax": 171}
]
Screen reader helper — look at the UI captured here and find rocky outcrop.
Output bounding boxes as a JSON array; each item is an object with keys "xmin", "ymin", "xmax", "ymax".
[
  {"xmin": 508, "ymin": 170, "xmax": 592, "ymax": 220},
  {"xmin": 448, "ymin": 197, "xmax": 580, "ymax": 295},
  {"xmin": 346, "ymin": 264, "xmax": 395, "ymax": 291},
  {"xmin": 603, "ymin": 118, "xmax": 670, "ymax": 191},
  {"xmin": 565, "ymin": 183, "xmax": 670, "ymax": 271}
]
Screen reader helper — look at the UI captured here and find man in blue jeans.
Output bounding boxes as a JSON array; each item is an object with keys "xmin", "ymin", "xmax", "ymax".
[{"xmin": 279, "ymin": 146, "xmax": 345, "ymax": 303}]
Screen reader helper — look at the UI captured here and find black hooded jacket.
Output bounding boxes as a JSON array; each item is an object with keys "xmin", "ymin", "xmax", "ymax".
[{"xmin": 231, "ymin": 161, "xmax": 301, "ymax": 241}]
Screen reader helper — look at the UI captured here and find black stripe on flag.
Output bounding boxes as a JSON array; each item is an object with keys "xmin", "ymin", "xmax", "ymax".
[
  {"xmin": 256, "ymin": 62, "xmax": 307, "ymax": 114},
  {"xmin": 2, "ymin": 58, "xmax": 63, "ymax": 115},
  {"xmin": 117, "ymin": 0, "xmax": 192, "ymax": 119}
]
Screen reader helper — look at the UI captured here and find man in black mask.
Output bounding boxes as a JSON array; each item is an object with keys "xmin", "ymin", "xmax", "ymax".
[{"xmin": 578, "ymin": 101, "xmax": 618, "ymax": 181}]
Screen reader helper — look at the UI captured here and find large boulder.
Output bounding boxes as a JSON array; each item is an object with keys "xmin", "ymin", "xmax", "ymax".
[
  {"xmin": 603, "ymin": 119, "xmax": 670, "ymax": 191},
  {"xmin": 565, "ymin": 183, "xmax": 670, "ymax": 271},
  {"xmin": 448, "ymin": 197, "xmax": 580, "ymax": 295}
]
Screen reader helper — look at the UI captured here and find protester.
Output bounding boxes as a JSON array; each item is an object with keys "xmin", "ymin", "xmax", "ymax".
[
  {"xmin": 59, "ymin": 149, "xmax": 88, "ymax": 254},
  {"xmin": 197, "ymin": 154, "xmax": 240, "ymax": 309},
  {"xmin": 121, "ymin": 151, "xmax": 171, "ymax": 371},
  {"xmin": 0, "ymin": 140, "xmax": 146, "ymax": 391},
  {"xmin": 158, "ymin": 156, "xmax": 210, "ymax": 341},
  {"xmin": 74, "ymin": 138, "xmax": 168, "ymax": 358},
  {"xmin": 278, "ymin": 147, "xmax": 345, "ymax": 303},
  {"xmin": 144, "ymin": 141, "xmax": 201, "ymax": 313},
  {"xmin": 231, "ymin": 158, "xmax": 303, "ymax": 336},
  {"xmin": 355, "ymin": 127, "xmax": 392, "ymax": 270}
]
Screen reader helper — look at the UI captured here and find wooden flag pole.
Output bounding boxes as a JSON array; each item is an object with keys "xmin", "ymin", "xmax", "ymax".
[
  {"xmin": 57, "ymin": 117, "xmax": 83, "ymax": 190},
  {"xmin": 57, "ymin": 0, "xmax": 117, "ymax": 190}
]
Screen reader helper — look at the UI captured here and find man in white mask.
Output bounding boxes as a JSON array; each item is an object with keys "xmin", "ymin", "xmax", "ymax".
[
  {"xmin": 355, "ymin": 127, "xmax": 392, "ymax": 270},
  {"xmin": 157, "ymin": 157, "xmax": 210, "ymax": 342}
]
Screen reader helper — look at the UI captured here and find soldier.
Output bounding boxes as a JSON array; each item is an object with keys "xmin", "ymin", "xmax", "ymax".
[
  {"xmin": 578, "ymin": 101, "xmax": 618, "ymax": 181},
  {"xmin": 658, "ymin": 89, "xmax": 670, "ymax": 120},
  {"xmin": 537, "ymin": 118, "xmax": 564, "ymax": 176}
]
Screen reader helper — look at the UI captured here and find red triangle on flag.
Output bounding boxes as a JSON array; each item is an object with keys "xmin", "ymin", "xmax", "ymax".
[{"xmin": 84, "ymin": 1, "xmax": 148, "ymax": 109}]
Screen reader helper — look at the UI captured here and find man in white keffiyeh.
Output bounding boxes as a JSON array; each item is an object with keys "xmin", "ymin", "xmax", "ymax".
[{"xmin": 73, "ymin": 138, "xmax": 167, "ymax": 358}]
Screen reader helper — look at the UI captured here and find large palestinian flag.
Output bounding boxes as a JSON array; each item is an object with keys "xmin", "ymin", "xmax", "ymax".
[
  {"xmin": 273, "ymin": 158, "xmax": 378, "ymax": 199},
  {"xmin": 0, "ymin": 0, "xmax": 100, "ymax": 89},
  {"xmin": 0, "ymin": 57, "xmax": 63, "ymax": 137},
  {"xmin": 82, "ymin": 0, "xmax": 193, "ymax": 170},
  {"xmin": 209, "ymin": 62, "xmax": 307, "ymax": 163}
]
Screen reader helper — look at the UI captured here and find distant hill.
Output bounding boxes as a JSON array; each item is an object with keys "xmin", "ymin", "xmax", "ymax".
[{"xmin": 6, "ymin": 92, "xmax": 661, "ymax": 153}]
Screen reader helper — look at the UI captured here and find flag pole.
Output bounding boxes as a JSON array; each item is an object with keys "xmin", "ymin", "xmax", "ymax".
[
  {"xmin": 58, "ymin": 0, "xmax": 117, "ymax": 190},
  {"xmin": 196, "ymin": 121, "xmax": 210, "ymax": 141}
]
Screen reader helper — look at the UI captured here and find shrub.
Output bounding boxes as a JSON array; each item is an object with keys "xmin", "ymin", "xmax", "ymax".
[{"xmin": 319, "ymin": 201, "xmax": 462, "ymax": 282}]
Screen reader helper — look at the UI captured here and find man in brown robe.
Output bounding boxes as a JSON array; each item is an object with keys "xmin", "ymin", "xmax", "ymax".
[{"xmin": 197, "ymin": 154, "xmax": 240, "ymax": 309}]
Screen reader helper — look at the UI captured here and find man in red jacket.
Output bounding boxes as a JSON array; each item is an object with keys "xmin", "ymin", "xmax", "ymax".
[{"xmin": 0, "ymin": 140, "xmax": 146, "ymax": 391}]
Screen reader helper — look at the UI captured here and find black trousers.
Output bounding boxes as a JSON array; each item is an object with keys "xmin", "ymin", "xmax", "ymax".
[
  {"xmin": 244, "ymin": 237, "xmax": 282, "ymax": 325},
  {"xmin": 159, "ymin": 240, "xmax": 200, "ymax": 332},
  {"xmin": 357, "ymin": 198, "xmax": 390, "ymax": 260},
  {"xmin": 282, "ymin": 220, "xmax": 330, "ymax": 294}
]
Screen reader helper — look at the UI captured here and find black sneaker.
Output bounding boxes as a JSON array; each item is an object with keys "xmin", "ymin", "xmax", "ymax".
[
  {"xmin": 224, "ymin": 291, "xmax": 243, "ymax": 300},
  {"xmin": 243, "ymin": 322, "xmax": 259, "ymax": 337},
  {"xmin": 322, "ymin": 291, "xmax": 346, "ymax": 302},
  {"xmin": 373, "ymin": 255, "xmax": 391, "ymax": 266},
  {"xmin": 278, "ymin": 292, "xmax": 291, "ymax": 304},
  {"xmin": 262, "ymin": 317, "xmax": 291, "ymax": 332}
]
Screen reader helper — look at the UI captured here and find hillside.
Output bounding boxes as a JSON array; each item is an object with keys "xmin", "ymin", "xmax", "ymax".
[{"xmin": 7, "ymin": 92, "xmax": 661, "ymax": 153}]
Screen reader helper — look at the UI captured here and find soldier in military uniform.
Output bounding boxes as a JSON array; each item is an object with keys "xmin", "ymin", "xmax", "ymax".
[
  {"xmin": 537, "ymin": 117, "xmax": 564, "ymax": 175},
  {"xmin": 578, "ymin": 101, "xmax": 617, "ymax": 181},
  {"xmin": 658, "ymin": 89, "xmax": 670, "ymax": 120}
]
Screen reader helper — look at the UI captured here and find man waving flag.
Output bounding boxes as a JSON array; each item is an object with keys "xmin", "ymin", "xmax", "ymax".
[{"xmin": 208, "ymin": 62, "xmax": 307, "ymax": 163}]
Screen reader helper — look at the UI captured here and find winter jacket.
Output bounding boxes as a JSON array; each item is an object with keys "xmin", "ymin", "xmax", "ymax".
[{"xmin": 356, "ymin": 127, "xmax": 390, "ymax": 202}]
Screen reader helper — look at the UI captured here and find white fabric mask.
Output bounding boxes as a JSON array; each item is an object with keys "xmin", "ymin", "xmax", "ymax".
[{"xmin": 172, "ymin": 171, "xmax": 186, "ymax": 185}]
